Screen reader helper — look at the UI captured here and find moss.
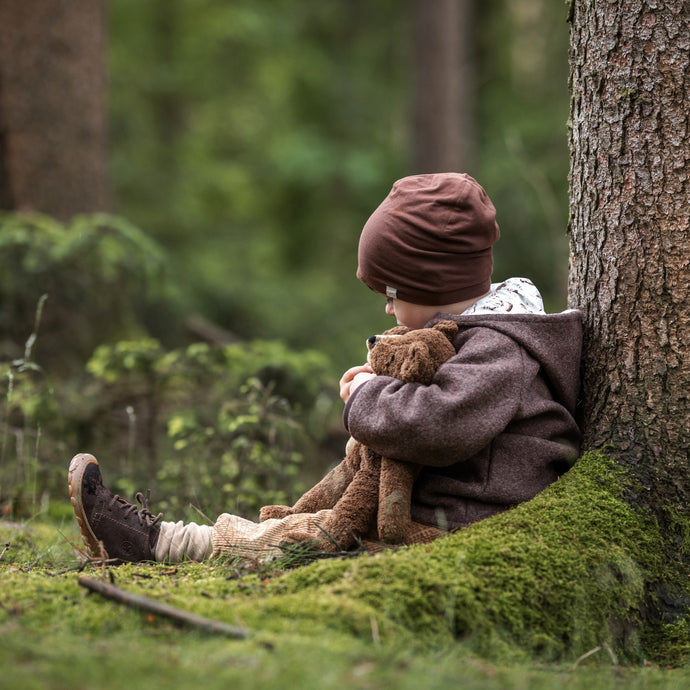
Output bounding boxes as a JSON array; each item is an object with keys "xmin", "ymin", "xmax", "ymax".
[
  {"xmin": 3, "ymin": 450, "xmax": 689, "ymax": 668},
  {"xmin": 221, "ymin": 450, "xmax": 673, "ymax": 662}
]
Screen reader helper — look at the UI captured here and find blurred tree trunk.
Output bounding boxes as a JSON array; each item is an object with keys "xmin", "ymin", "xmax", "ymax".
[
  {"xmin": 411, "ymin": 0, "xmax": 474, "ymax": 172},
  {"xmin": 0, "ymin": 0, "xmax": 107, "ymax": 220},
  {"xmin": 568, "ymin": 2, "xmax": 690, "ymax": 526}
]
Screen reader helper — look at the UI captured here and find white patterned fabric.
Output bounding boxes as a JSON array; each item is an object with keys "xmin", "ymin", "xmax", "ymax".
[{"xmin": 462, "ymin": 277, "xmax": 545, "ymax": 316}]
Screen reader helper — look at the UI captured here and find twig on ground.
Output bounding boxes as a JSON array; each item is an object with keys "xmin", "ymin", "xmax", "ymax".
[
  {"xmin": 571, "ymin": 646, "xmax": 602, "ymax": 669},
  {"xmin": 571, "ymin": 642, "xmax": 619, "ymax": 670},
  {"xmin": 78, "ymin": 575, "xmax": 251, "ymax": 640},
  {"xmin": 0, "ymin": 542, "xmax": 10, "ymax": 561},
  {"xmin": 313, "ymin": 522, "xmax": 342, "ymax": 550}
]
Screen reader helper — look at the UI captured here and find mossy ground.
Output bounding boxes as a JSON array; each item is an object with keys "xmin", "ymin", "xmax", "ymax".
[{"xmin": 2, "ymin": 451, "xmax": 690, "ymax": 689}]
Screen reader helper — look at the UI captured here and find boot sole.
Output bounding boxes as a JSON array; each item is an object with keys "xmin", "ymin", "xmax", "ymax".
[{"xmin": 68, "ymin": 453, "xmax": 109, "ymax": 560}]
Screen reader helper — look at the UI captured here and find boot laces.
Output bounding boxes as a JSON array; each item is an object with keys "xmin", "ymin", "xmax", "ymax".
[{"xmin": 108, "ymin": 489, "xmax": 163, "ymax": 527}]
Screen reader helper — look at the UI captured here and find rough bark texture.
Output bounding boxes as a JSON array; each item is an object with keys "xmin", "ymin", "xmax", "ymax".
[
  {"xmin": 568, "ymin": 0, "xmax": 690, "ymax": 515},
  {"xmin": 411, "ymin": 0, "xmax": 475, "ymax": 172},
  {"xmin": 0, "ymin": 0, "xmax": 107, "ymax": 219}
]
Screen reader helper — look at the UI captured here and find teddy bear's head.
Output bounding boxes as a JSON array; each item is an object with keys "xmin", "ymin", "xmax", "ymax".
[{"xmin": 366, "ymin": 320, "xmax": 459, "ymax": 385}]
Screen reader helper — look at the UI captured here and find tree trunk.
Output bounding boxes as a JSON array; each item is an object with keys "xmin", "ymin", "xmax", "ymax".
[
  {"xmin": 411, "ymin": 0, "xmax": 475, "ymax": 172},
  {"xmin": 0, "ymin": 0, "xmax": 107, "ymax": 219},
  {"xmin": 567, "ymin": 1, "xmax": 690, "ymax": 517}
]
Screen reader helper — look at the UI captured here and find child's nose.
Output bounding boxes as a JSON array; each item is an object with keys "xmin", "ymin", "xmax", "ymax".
[{"xmin": 385, "ymin": 299, "xmax": 395, "ymax": 316}]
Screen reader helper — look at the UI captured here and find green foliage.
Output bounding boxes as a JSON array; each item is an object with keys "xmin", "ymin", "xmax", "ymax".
[
  {"xmin": 87, "ymin": 339, "xmax": 166, "ymax": 384},
  {"xmin": 84, "ymin": 338, "xmax": 339, "ymax": 518},
  {"xmin": 0, "ymin": 327, "xmax": 340, "ymax": 522},
  {"xmin": 4, "ymin": 453, "xmax": 690, "ymax": 686},
  {"xmin": 106, "ymin": 0, "xmax": 574, "ymax": 371},
  {"xmin": 476, "ymin": 1, "xmax": 572, "ymax": 311},
  {"xmin": 0, "ymin": 212, "xmax": 170, "ymax": 370},
  {"xmin": 0, "ymin": 294, "xmax": 68, "ymax": 516},
  {"xmin": 108, "ymin": 0, "xmax": 412, "ymax": 371},
  {"xmin": 164, "ymin": 377, "xmax": 307, "ymax": 518},
  {"xmin": 0, "ymin": 360, "xmax": 54, "ymax": 517}
]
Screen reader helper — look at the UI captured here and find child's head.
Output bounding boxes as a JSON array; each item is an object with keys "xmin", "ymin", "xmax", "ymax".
[{"xmin": 357, "ymin": 173, "xmax": 500, "ymax": 328}]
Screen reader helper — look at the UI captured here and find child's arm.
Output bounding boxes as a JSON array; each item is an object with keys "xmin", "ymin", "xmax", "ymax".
[{"xmin": 343, "ymin": 328, "xmax": 530, "ymax": 466}]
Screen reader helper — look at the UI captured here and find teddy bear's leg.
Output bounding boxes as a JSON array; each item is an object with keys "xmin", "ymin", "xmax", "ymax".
[
  {"xmin": 289, "ymin": 438, "xmax": 362, "ymax": 514},
  {"xmin": 259, "ymin": 438, "xmax": 362, "ymax": 522},
  {"xmin": 280, "ymin": 444, "xmax": 381, "ymax": 552},
  {"xmin": 377, "ymin": 458, "xmax": 422, "ymax": 544},
  {"xmin": 310, "ymin": 445, "xmax": 382, "ymax": 552},
  {"xmin": 259, "ymin": 504, "xmax": 295, "ymax": 521}
]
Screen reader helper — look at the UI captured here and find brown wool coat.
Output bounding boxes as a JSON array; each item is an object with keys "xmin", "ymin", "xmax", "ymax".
[{"xmin": 343, "ymin": 310, "xmax": 583, "ymax": 530}]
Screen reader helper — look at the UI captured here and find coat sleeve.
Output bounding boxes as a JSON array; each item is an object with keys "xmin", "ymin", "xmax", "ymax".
[{"xmin": 343, "ymin": 328, "xmax": 535, "ymax": 467}]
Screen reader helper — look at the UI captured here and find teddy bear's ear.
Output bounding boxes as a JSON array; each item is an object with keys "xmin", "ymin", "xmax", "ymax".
[
  {"xmin": 400, "ymin": 342, "xmax": 435, "ymax": 385},
  {"xmin": 383, "ymin": 325, "xmax": 410, "ymax": 336},
  {"xmin": 432, "ymin": 320, "xmax": 459, "ymax": 342}
]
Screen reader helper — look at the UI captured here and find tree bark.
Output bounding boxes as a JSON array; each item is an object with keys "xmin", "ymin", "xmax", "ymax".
[
  {"xmin": 0, "ymin": 0, "xmax": 107, "ymax": 219},
  {"xmin": 411, "ymin": 0, "xmax": 475, "ymax": 172},
  {"xmin": 567, "ymin": 0, "xmax": 690, "ymax": 516}
]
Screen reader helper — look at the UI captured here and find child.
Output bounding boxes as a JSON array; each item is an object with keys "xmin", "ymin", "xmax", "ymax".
[{"xmin": 68, "ymin": 173, "xmax": 582, "ymax": 563}]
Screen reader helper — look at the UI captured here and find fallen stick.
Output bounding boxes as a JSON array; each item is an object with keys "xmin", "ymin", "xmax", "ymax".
[{"xmin": 78, "ymin": 575, "xmax": 250, "ymax": 640}]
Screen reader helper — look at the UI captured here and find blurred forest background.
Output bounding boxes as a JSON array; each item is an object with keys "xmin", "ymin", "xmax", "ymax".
[
  {"xmin": 0, "ymin": 0, "xmax": 571, "ymax": 520},
  {"xmin": 106, "ymin": 0, "xmax": 571, "ymax": 366}
]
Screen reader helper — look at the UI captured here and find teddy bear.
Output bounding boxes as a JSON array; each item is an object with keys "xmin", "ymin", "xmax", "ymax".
[{"xmin": 259, "ymin": 319, "xmax": 459, "ymax": 551}]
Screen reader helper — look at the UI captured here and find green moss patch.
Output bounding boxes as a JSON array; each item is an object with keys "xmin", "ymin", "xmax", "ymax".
[
  {"xmin": 211, "ymin": 450, "xmax": 659, "ymax": 662},
  {"xmin": 3, "ymin": 450, "xmax": 689, "ymax": 675}
]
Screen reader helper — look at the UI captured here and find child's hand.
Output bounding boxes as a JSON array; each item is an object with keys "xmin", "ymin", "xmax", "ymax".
[{"xmin": 339, "ymin": 363, "xmax": 375, "ymax": 403}]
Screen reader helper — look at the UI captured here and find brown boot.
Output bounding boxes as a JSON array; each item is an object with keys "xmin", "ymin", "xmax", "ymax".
[{"xmin": 68, "ymin": 453, "xmax": 162, "ymax": 563}]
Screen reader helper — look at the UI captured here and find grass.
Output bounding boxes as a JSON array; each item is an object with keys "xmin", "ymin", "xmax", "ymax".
[{"xmin": 3, "ymin": 453, "xmax": 690, "ymax": 689}]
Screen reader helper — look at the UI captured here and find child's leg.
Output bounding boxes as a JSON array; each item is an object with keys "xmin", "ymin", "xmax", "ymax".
[
  {"xmin": 156, "ymin": 512, "xmax": 335, "ymax": 562},
  {"xmin": 68, "ymin": 453, "xmax": 331, "ymax": 564},
  {"xmin": 211, "ymin": 511, "xmax": 331, "ymax": 559},
  {"xmin": 154, "ymin": 520, "xmax": 213, "ymax": 562}
]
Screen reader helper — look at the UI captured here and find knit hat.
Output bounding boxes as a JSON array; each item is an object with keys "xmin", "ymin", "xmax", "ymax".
[{"xmin": 357, "ymin": 173, "xmax": 500, "ymax": 306}]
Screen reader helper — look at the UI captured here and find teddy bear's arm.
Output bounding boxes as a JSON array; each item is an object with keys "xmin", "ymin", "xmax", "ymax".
[{"xmin": 377, "ymin": 458, "xmax": 421, "ymax": 544}]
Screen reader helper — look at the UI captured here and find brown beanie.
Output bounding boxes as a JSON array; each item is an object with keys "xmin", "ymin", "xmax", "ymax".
[{"xmin": 357, "ymin": 173, "xmax": 500, "ymax": 306}]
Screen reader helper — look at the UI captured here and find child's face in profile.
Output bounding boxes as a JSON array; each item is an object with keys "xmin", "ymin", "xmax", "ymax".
[
  {"xmin": 384, "ymin": 290, "xmax": 489, "ymax": 329},
  {"xmin": 385, "ymin": 297, "xmax": 441, "ymax": 330}
]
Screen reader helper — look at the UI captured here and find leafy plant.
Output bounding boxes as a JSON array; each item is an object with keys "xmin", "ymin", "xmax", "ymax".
[
  {"xmin": 0, "ymin": 212, "xmax": 170, "ymax": 371},
  {"xmin": 0, "ymin": 296, "xmax": 63, "ymax": 517},
  {"xmin": 84, "ymin": 338, "xmax": 340, "ymax": 519},
  {"xmin": 164, "ymin": 377, "xmax": 308, "ymax": 517}
]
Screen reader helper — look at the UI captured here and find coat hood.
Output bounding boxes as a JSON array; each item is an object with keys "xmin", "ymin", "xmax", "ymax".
[{"xmin": 427, "ymin": 309, "xmax": 583, "ymax": 414}]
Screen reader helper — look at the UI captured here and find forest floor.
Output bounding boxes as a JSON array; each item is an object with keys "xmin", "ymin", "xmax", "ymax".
[{"xmin": 2, "ymin": 505, "xmax": 690, "ymax": 690}]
